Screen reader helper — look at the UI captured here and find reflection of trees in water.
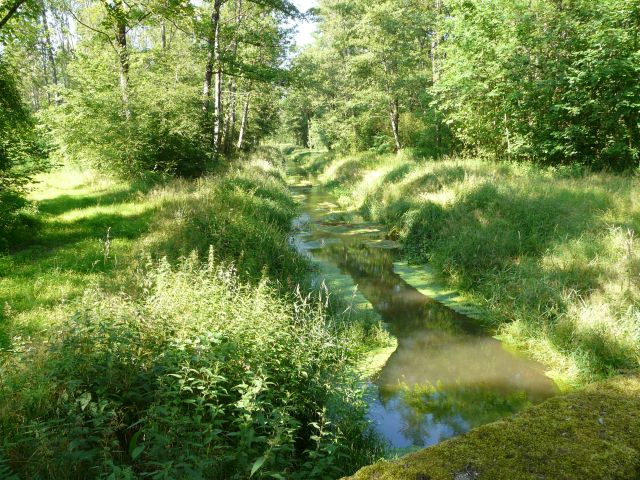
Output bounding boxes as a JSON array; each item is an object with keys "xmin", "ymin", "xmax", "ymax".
[
  {"xmin": 317, "ymin": 241, "xmax": 479, "ymax": 337},
  {"xmin": 378, "ymin": 382, "xmax": 531, "ymax": 445},
  {"xmin": 306, "ymin": 214, "xmax": 555, "ymax": 447}
]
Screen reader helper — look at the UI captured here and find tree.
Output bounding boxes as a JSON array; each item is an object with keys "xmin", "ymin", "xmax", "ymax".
[
  {"xmin": 0, "ymin": 0, "xmax": 29, "ymax": 30},
  {"xmin": 201, "ymin": 0, "xmax": 297, "ymax": 159},
  {"xmin": 0, "ymin": 57, "xmax": 47, "ymax": 248},
  {"xmin": 284, "ymin": 0, "xmax": 441, "ymax": 154}
]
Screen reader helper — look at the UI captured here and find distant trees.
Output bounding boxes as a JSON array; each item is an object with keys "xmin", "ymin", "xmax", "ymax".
[
  {"xmin": 283, "ymin": 0, "xmax": 440, "ymax": 154},
  {"xmin": 284, "ymin": 0, "xmax": 640, "ymax": 170},
  {"xmin": 2, "ymin": 0, "xmax": 297, "ymax": 178}
]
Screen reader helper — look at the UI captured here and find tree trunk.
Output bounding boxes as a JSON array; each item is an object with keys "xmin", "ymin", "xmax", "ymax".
[
  {"xmin": 203, "ymin": 0, "xmax": 223, "ymax": 115},
  {"xmin": 224, "ymin": 78, "xmax": 236, "ymax": 154},
  {"xmin": 431, "ymin": 0, "xmax": 442, "ymax": 149},
  {"xmin": 504, "ymin": 112, "xmax": 511, "ymax": 159},
  {"xmin": 203, "ymin": 51, "xmax": 213, "ymax": 113},
  {"xmin": 0, "ymin": 0, "xmax": 27, "ymax": 30},
  {"xmin": 54, "ymin": 9, "xmax": 72, "ymax": 88},
  {"xmin": 237, "ymin": 93, "xmax": 250, "ymax": 150},
  {"xmin": 41, "ymin": 2, "xmax": 60, "ymax": 105},
  {"xmin": 213, "ymin": 58, "xmax": 223, "ymax": 153},
  {"xmin": 161, "ymin": 21, "xmax": 166, "ymax": 49},
  {"xmin": 389, "ymin": 98, "xmax": 401, "ymax": 153},
  {"xmin": 223, "ymin": 0, "xmax": 242, "ymax": 155},
  {"xmin": 204, "ymin": 0, "xmax": 224, "ymax": 154},
  {"xmin": 115, "ymin": 19, "xmax": 130, "ymax": 120},
  {"xmin": 302, "ymin": 111, "xmax": 310, "ymax": 148}
]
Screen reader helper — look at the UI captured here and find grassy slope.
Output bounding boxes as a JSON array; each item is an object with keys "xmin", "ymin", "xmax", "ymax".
[
  {"xmin": 0, "ymin": 169, "xmax": 160, "ymax": 348},
  {"xmin": 289, "ymin": 148, "xmax": 640, "ymax": 387},
  {"xmin": 287, "ymin": 148, "xmax": 640, "ymax": 479},
  {"xmin": 0, "ymin": 151, "xmax": 391, "ymax": 479},
  {"xmin": 0, "ymin": 156, "xmax": 308, "ymax": 349}
]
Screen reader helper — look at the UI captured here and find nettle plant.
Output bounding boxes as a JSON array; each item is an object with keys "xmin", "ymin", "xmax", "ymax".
[{"xmin": 1, "ymin": 255, "xmax": 378, "ymax": 479}]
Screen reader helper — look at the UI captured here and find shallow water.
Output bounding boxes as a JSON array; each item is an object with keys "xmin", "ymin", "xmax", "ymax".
[{"xmin": 291, "ymin": 184, "xmax": 558, "ymax": 450}]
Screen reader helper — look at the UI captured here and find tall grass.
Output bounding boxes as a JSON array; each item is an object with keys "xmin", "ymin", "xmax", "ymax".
[
  {"xmin": 0, "ymin": 148, "xmax": 389, "ymax": 478},
  {"xmin": 291, "ymin": 148, "xmax": 640, "ymax": 386}
]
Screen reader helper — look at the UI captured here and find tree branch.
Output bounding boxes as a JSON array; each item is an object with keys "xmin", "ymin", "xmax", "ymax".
[
  {"xmin": 0, "ymin": 0, "xmax": 27, "ymax": 30},
  {"xmin": 67, "ymin": 9, "xmax": 115, "ymax": 50}
]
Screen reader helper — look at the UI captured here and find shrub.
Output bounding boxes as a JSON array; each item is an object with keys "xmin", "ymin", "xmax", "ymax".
[{"xmin": 0, "ymin": 255, "xmax": 382, "ymax": 479}]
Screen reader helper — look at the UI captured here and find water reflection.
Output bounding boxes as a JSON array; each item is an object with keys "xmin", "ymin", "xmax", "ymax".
[{"xmin": 291, "ymin": 185, "xmax": 558, "ymax": 450}]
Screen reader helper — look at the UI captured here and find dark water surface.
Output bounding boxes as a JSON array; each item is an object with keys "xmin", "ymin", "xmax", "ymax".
[{"xmin": 291, "ymin": 184, "xmax": 558, "ymax": 451}]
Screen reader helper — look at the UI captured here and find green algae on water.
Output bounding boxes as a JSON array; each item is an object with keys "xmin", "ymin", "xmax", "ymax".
[{"xmin": 393, "ymin": 262, "xmax": 487, "ymax": 322}]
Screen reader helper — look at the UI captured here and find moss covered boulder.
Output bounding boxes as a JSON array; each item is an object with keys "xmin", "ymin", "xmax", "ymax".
[{"xmin": 346, "ymin": 374, "xmax": 640, "ymax": 480}]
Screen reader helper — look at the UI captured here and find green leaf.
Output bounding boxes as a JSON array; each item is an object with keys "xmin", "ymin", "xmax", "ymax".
[
  {"xmin": 78, "ymin": 392, "xmax": 92, "ymax": 411},
  {"xmin": 250, "ymin": 456, "xmax": 266, "ymax": 477},
  {"xmin": 129, "ymin": 430, "xmax": 144, "ymax": 460},
  {"xmin": 131, "ymin": 445, "xmax": 145, "ymax": 460}
]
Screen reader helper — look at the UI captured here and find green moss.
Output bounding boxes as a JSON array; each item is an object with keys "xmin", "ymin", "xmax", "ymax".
[
  {"xmin": 394, "ymin": 261, "xmax": 487, "ymax": 322},
  {"xmin": 346, "ymin": 374, "xmax": 640, "ymax": 480}
]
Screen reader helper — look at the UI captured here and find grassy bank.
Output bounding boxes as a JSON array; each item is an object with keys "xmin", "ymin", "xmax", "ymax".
[
  {"xmin": 0, "ymin": 149, "xmax": 391, "ymax": 479},
  {"xmin": 288, "ymin": 148, "xmax": 640, "ymax": 387},
  {"xmin": 346, "ymin": 373, "xmax": 640, "ymax": 480}
]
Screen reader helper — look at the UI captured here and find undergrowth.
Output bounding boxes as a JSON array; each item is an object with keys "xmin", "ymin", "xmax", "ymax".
[
  {"xmin": 1, "ymin": 256, "xmax": 384, "ymax": 479},
  {"xmin": 290, "ymin": 147, "xmax": 640, "ymax": 387}
]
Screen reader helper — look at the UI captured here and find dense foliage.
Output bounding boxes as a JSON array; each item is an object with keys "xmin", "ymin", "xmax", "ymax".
[
  {"xmin": 2, "ymin": 0, "xmax": 640, "ymax": 476},
  {"xmin": 1, "ymin": 259, "xmax": 378, "ymax": 478},
  {"xmin": 283, "ymin": 0, "xmax": 640, "ymax": 170},
  {"xmin": 0, "ymin": 58, "xmax": 46, "ymax": 249},
  {"xmin": 2, "ymin": 0, "xmax": 296, "ymax": 178}
]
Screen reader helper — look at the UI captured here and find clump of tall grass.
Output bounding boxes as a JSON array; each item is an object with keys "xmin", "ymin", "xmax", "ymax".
[
  {"xmin": 137, "ymin": 154, "xmax": 308, "ymax": 283},
  {"xmin": 292, "ymin": 148, "xmax": 640, "ymax": 386}
]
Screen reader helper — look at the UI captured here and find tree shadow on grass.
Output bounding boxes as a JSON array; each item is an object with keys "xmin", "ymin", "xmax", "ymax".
[
  {"xmin": 37, "ymin": 188, "xmax": 142, "ymax": 217},
  {"xmin": 0, "ymin": 184, "xmax": 160, "ymax": 349}
]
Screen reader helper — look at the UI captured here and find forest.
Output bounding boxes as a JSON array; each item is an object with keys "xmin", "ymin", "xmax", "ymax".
[{"xmin": 0, "ymin": 0, "xmax": 639, "ymax": 479}]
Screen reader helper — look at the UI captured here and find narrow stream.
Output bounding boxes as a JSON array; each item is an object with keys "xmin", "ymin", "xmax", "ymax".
[{"xmin": 291, "ymin": 183, "xmax": 558, "ymax": 452}]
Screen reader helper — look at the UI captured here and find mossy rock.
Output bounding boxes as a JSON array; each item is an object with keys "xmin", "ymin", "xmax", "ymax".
[{"xmin": 345, "ymin": 374, "xmax": 640, "ymax": 480}]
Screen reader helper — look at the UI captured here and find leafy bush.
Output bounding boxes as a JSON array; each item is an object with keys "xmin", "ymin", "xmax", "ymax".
[
  {"xmin": 0, "ymin": 255, "xmax": 383, "ymax": 479},
  {"xmin": 46, "ymin": 44, "xmax": 210, "ymax": 178}
]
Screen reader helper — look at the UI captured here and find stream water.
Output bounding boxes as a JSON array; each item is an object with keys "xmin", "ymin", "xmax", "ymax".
[{"xmin": 291, "ymin": 183, "xmax": 558, "ymax": 451}]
